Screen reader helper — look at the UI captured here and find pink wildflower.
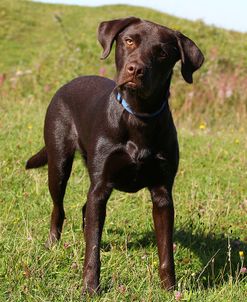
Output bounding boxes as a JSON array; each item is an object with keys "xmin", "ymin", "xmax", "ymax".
[
  {"xmin": 175, "ymin": 291, "xmax": 182, "ymax": 300},
  {"xmin": 63, "ymin": 242, "xmax": 71, "ymax": 249},
  {"xmin": 99, "ymin": 67, "xmax": 106, "ymax": 76},
  {"xmin": 240, "ymin": 267, "xmax": 247, "ymax": 274}
]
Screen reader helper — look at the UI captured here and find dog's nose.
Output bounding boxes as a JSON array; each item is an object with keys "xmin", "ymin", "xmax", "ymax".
[{"xmin": 126, "ymin": 63, "xmax": 143, "ymax": 77}]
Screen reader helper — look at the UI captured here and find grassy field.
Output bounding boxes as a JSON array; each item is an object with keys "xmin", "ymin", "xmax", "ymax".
[{"xmin": 0, "ymin": 0, "xmax": 247, "ymax": 301}]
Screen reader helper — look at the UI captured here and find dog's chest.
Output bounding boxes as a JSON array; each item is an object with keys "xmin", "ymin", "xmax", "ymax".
[
  {"xmin": 125, "ymin": 140, "xmax": 151, "ymax": 163},
  {"xmin": 107, "ymin": 140, "xmax": 167, "ymax": 193}
]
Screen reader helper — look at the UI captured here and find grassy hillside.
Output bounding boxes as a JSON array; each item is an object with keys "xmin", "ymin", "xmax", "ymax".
[
  {"xmin": 1, "ymin": 0, "xmax": 247, "ymax": 125},
  {"xmin": 0, "ymin": 1, "xmax": 247, "ymax": 301}
]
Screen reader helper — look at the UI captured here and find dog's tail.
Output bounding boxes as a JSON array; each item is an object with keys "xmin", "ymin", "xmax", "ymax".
[{"xmin": 26, "ymin": 147, "xmax": 48, "ymax": 169}]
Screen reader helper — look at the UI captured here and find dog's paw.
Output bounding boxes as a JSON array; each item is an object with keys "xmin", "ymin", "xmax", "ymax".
[
  {"xmin": 82, "ymin": 284, "xmax": 100, "ymax": 296},
  {"xmin": 161, "ymin": 277, "xmax": 176, "ymax": 291},
  {"xmin": 44, "ymin": 234, "xmax": 59, "ymax": 249}
]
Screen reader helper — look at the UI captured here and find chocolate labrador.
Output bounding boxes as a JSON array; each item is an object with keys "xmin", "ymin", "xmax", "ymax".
[{"xmin": 26, "ymin": 17, "xmax": 204, "ymax": 294}]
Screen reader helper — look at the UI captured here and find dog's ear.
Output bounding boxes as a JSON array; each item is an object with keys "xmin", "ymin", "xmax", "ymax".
[
  {"xmin": 98, "ymin": 17, "xmax": 140, "ymax": 59},
  {"xmin": 175, "ymin": 31, "xmax": 204, "ymax": 83}
]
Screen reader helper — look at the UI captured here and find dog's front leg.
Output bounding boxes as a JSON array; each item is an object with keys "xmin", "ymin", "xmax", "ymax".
[
  {"xmin": 82, "ymin": 183, "xmax": 112, "ymax": 295},
  {"xmin": 149, "ymin": 186, "xmax": 175, "ymax": 290}
]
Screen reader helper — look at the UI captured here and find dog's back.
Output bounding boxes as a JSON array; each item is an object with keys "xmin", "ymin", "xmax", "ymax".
[{"xmin": 26, "ymin": 75, "xmax": 115, "ymax": 169}]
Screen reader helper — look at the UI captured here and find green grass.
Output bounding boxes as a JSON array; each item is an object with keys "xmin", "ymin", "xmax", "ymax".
[{"xmin": 0, "ymin": 0, "xmax": 247, "ymax": 301}]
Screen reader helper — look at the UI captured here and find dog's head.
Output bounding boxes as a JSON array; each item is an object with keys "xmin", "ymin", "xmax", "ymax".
[{"xmin": 98, "ymin": 17, "xmax": 204, "ymax": 98}]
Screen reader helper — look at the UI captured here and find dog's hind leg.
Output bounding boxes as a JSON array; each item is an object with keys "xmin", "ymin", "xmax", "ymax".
[
  {"xmin": 45, "ymin": 148, "xmax": 75, "ymax": 248},
  {"xmin": 44, "ymin": 100, "xmax": 78, "ymax": 248}
]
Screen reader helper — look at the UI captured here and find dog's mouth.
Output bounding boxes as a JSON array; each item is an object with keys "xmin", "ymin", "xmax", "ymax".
[
  {"xmin": 116, "ymin": 78, "xmax": 141, "ymax": 90},
  {"xmin": 125, "ymin": 81, "xmax": 137, "ymax": 88},
  {"xmin": 113, "ymin": 77, "xmax": 152, "ymax": 101}
]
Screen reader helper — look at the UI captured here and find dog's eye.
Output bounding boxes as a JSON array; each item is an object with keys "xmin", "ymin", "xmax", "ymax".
[
  {"xmin": 125, "ymin": 38, "xmax": 134, "ymax": 46},
  {"xmin": 159, "ymin": 48, "xmax": 168, "ymax": 58}
]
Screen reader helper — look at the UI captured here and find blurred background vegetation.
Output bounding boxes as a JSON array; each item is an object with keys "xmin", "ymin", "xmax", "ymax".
[{"xmin": 1, "ymin": 0, "xmax": 247, "ymax": 128}]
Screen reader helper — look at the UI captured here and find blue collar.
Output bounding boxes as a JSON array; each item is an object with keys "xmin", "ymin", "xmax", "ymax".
[{"xmin": 116, "ymin": 92, "xmax": 168, "ymax": 119}]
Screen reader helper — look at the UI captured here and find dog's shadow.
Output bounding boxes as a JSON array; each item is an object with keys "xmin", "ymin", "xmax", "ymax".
[{"xmin": 101, "ymin": 227, "xmax": 247, "ymax": 288}]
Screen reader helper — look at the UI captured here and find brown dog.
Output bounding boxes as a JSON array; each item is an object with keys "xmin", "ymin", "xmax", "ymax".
[{"xmin": 26, "ymin": 17, "xmax": 204, "ymax": 294}]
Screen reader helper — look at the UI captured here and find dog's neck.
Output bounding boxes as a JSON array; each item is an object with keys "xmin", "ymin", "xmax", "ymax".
[{"xmin": 117, "ymin": 73, "xmax": 172, "ymax": 118}]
